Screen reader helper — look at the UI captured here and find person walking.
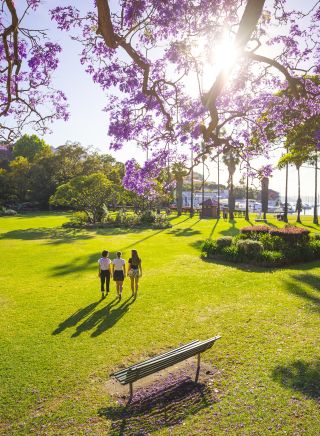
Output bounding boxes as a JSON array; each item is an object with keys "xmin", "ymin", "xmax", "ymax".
[
  {"xmin": 128, "ymin": 249, "xmax": 142, "ymax": 298},
  {"xmin": 112, "ymin": 251, "xmax": 126, "ymax": 300},
  {"xmin": 98, "ymin": 250, "xmax": 111, "ymax": 299}
]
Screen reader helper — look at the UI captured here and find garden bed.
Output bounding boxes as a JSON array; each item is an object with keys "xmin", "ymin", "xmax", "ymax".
[{"xmin": 202, "ymin": 225, "xmax": 320, "ymax": 267}]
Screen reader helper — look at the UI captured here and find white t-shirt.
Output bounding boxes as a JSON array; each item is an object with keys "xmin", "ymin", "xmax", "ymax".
[
  {"xmin": 98, "ymin": 257, "xmax": 111, "ymax": 270},
  {"xmin": 112, "ymin": 258, "xmax": 125, "ymax": 270}
]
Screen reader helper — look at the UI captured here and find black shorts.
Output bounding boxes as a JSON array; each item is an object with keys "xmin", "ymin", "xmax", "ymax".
[{"xmin": 113, "ymin": 270, "xmax": 124, "ymax": 281}]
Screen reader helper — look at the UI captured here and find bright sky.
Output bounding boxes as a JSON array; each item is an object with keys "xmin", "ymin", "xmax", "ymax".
[{"xmin": 24, "ymin": 0, "xmax": 315, "ymax": 200}]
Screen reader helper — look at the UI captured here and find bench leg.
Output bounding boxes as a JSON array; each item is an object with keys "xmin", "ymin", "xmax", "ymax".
[
  {"xmin": 195, "ymin": 353, "xmax": 201, "ymax": 383},
  {"xmin": 128, "ymin": 382, "xmax": 133, "ymax": 403}
]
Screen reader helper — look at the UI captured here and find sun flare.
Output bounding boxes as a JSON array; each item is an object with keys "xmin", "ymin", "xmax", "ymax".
[{"xmin": 186, "ymin": 36, "xmax": 240, "ymax": 97}]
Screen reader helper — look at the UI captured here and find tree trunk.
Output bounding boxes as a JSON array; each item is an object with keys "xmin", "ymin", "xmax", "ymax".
[
  {"xmin": 245, "ymin": 169, "xmax": 249, "ymax": 221},
  {"xmin": 314, "ymin": 153, "xmax": 318, "ymax": 225},
  {"xmin": 296, "ymin": 167, "xmax": 301, "ymax": 223},
  {"xmin": 284, "ymin": 161, "xmax": 288, "ymax": 223},
  {"xmin": 190, "ymin": 148, "xmax": 194, "ymax": 217},
  {"xmin": 261, "ymin": 176, "xmax": 269, "ymax": 220},
  {"xmin": 228, "ymin": 175, "xmax": 235, "ymax": 220},
  {"xmin": 176, "ymin": 176, "xmax": 183, "ymax": 216}
]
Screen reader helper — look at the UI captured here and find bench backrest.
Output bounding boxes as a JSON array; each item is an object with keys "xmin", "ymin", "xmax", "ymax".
[{"xmin": 111, "ymin": 336, "xmax": 221, "ymax": 385}]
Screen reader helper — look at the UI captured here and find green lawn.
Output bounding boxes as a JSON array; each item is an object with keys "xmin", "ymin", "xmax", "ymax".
[{"xmin": 1, "ymin": 212, "xmax": 320, "ymax": 435}]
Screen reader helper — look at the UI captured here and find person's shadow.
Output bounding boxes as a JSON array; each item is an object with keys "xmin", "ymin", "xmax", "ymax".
[
  {"xmin": 52, "ymin": 300, "xmax": 102, "ymax": 335},
  {"xmin": 71, "ymin": 296, "xmax": 135, "ymax": 338}
]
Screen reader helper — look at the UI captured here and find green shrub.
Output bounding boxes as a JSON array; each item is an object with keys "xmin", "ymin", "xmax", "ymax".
[
  {"xmin": 310, "ymin": 239, "xmax": 320, "ymax": 258},
  {"xmin": 269, "ymin": 226, "xmax": 310, "ymax": 246},
  {"xmin": 70, "ymin": 211, "xmax": 89, "ymax": 225},
  {"xmin": 258, "ymin": 233, "xmax": 284, "ymax": 251},
  {"xmin": 152, "ymin": 214, "xmax": 172, "ymax": 229},
  {"xmin": 216, "ymin": 236, "xmax": 233, "ymax": 249},
  {"xmin": 237, "ymin": 239, "xmax": 263, "ymax": 257},
  {"xmin": 259, "ymin": 250, "xmax": 285, "ymax": 266},
  {"xmin": 222, "ymin": 245, "xmax": 243, "ymax": 262},
  {"xmin": 313, "ymin": 233, "xmax": 320, "ymax": 241},
  {"xmin": 0, "ymin": 208, "xmax": 17, "ymax": 216},
  {"xmin": 283, "ymin": 245, "xmax": 314, "ymax": 263},
  {"xmin": 139, "ymin": 210, "xmax": 156, "ymax": 224},
  {"xmin": 202, "ymin": 239, "xmax": 219, "ymax": 257}
]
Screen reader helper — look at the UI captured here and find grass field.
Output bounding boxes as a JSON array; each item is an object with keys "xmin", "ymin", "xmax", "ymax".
[{"xmin": 1, "ymin": 212, "xmax": 320, "ymax": 435}]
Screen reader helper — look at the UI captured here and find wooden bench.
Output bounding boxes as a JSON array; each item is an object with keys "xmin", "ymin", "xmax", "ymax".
[{"xmin": 110, "ymin": 336, "xmax": 221, "ymax": 401}]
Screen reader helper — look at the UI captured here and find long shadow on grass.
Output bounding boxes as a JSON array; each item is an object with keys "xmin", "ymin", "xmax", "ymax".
[
  {"xmin": 52, "ymin": 300, "xmax": 102, "ymax": 335},
  {"xmin": 283, "ymin": 279, "xmax": 320, "ymax": 313},
  {"xmin": 201, "ymin": 256, "xmax": 273, "ymax": 273},
  {"xmin": 272, "ymin": 359, "xmax": 320, "ymax": 400},
  {"xmin": 167, "ymin": 228, "xmax": 201, "ymax": 237},
  {"xmin": 0, "ymin": 227, "xmax": 94, "ymax": 244},
  {"xmin": 50, "ymin": 252, "xmax": 99, "ymax": 276},
  {"xmin": 71, "ymin": 296, "xmax": 134, "ymax": 337},
  {"xmin": 98, "ymin": 377, "xmax": 218, "ymax": 435},
  {"xmin": 291, "ymin": 273, "xmax": 320, "ymax": 291},
  {"xmin": 220, "ymin": 219, "xmax": 238, "ymax": 237}
]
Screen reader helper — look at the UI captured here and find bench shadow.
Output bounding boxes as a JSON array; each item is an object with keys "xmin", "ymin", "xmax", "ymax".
[
  {"xmin": 98, "ymin": 377, "xmax": 218, "ymax": 435},
  {"xmin": 272, "ymin": 359, "xmax": 320, "ymax": 400}
]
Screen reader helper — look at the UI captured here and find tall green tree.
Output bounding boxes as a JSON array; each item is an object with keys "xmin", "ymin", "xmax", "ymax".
[
  {"xmin": 50, "ymin": 173, "xmax": 116, "ymax": 223},
  {"xmin": 13, "ymin": 134, "xmax": 50, "ymax": 161}
]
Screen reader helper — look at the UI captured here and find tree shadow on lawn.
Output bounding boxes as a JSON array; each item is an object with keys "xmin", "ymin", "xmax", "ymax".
[
  {"xmin": 50, "ymin": 251, "xmax": 100, "ymax": 276},
  {"xmin": 201, "ymin": 256, "xmax": 273, "ymax": 273},
  {"xmin": 0, "ymin": 227, "xmax": 94, "ymax": 244},
  {"xmin": 167, "ymin": 228, "xmax": 201, "ymax": 237},
  {"xmin": 98, "ymin": 376, "xmax": 218, "ymax": 435},
  {"xmin": 283, "ymin": 279, "xmax": 320, "ymax": 313},
  {"xmin": 290, "ymin": 273, "xmax": 320, "ymax": 292},
  {"xmin": 71, "ymin": 296, "xmax": 134, "ymax": 338},
  {"xmin": 272, "ymin": 359, "xmax": 320, "ymax": 401},
  {"xmin": 220, "ymin": 219, "xmax": 238, "ymax": 236}
]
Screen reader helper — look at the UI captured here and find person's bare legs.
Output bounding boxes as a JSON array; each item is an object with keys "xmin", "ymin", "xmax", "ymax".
[
  {"xmin": 130, "ymin": 277, "xmax": 134, "ymax": 296},
  {"xmin": 116, "ymin": 282, "xmax": 122, "ymax": 299},
  {"xmin": 134, "ymin": 277, "xmax": 139, "ymax": 297}
]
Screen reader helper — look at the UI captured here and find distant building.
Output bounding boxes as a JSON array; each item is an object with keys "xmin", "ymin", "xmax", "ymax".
[
  {"xmin": 268, "ymin": 189, "xmax": 280, "ymax": 202},
  {"xmin": 182, "ymin": 189, "xmax": 228, "ymax": 207}
]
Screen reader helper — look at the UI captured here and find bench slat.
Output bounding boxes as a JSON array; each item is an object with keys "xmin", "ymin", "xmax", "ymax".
[
  {"xmin": 113, "ymin": 336, "xmax": 221, "ymax": 385},
  {"xmin": 111, "ymin": 340, "xmax": 200, "ymax": 378}
]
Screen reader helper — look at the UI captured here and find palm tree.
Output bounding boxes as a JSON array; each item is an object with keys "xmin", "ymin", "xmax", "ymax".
[
  {"xmin": 278, "ymin": 149, "xmax": 305, "ymax": 224},
  {"xmin": 222, "ymin": 149, "xmax": 240, "ymax": 220},
  {"xmin": 172, "ymin": 162, "xmax": 188, "ymax": 216},
  {"xmin": 313, "ymin": 151, "xmax": 318, "ymax": 224},
  {"xmin": 296, "ymin": 163, "xmax": 302, "ymax": 223}
]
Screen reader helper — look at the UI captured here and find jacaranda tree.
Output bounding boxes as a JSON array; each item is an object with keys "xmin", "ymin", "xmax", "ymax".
[{"xmin": 1, "ymin": 1, "xmax": 320, "ymax": 196}]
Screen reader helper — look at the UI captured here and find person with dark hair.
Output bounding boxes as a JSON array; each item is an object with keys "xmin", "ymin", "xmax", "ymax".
[
  {"xmin": 128, "ymin": 249, "xmax": 142, "ymax": 298},
  {"xmin": 112, "ymin": 251, "xmax": 126, "ymax": 300},
  {"xmin": 98, "ymin": 250, "xmax": 111, "ymax": 299}
]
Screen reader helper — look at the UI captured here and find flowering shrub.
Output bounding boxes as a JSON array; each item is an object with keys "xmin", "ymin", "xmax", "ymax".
[
  {"xmin": 269, "ymin": 226, "xmax": 310, "ymax": 245},
  {"xmin": 240, "ymin": 226, "xmax": 270, "ymax": 239}
]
